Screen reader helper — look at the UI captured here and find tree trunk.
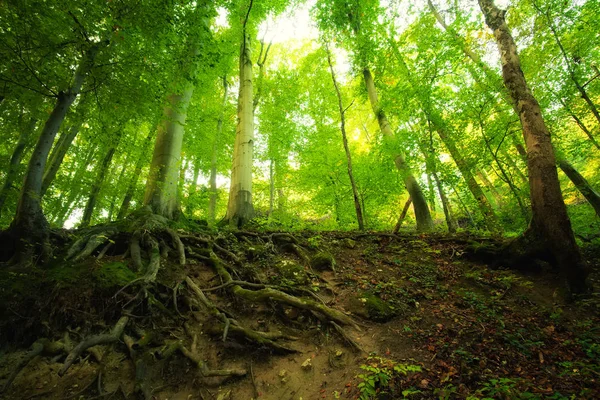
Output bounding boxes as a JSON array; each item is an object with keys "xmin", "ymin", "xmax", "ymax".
[
  {"xmin": 328, "ymin": 48, "xmax": 364, "ymax": 230},
  {"xmin": 209, "ymin": 77, "xmax": 228, "ymax": 224},
  {"xmin": 433, "ymin": 172, "xmax": 458, "ymax": 233},
  {"xmin": 10, "ymin": 42, "xmax": 101, "ymax": 263},
  {"xmin": 479, "ymin": 0, "xmax": 588, "ymax": 293},
  {"xmin": 268, "ymin": 158, "xmax": 275, "ymax": 217},
  {"xmin": 144, "ymin": 86, "xmax": 194, "ymax": 220},
  {"xmin": 432, "ymin": 120, "xmax": 501, "ymax": 232},
  {"xmin": 81, "ymin": 143, "xmax": 118, "ymax": 227},
  {"xmin": 41, "ymin": 121, "xmax": 82, "ymax": 197},
  {"xmin": 118, "ymin": 131, "xmax": 153, "ymax": 220},
  {"xmin": 225, "ymin": 31, "xmax": 254, "ymax": 227},
  {"xmin": 558, "ymin": 158, "xmax": 600, "ymax": 216},
  {"xmin": 0, "ymin": 116, "xmax": 37, "ymax": 217},
  {"xmin": 477, "ymin": 168, "xmax": 504, "ymax": 208},
  {"xmin": 363, "ymin": 68, "xmax": 433, "ymax": 232},
  {"xmin": 393, "ymin": 197, "xmax": 412, "ymax": 233}
]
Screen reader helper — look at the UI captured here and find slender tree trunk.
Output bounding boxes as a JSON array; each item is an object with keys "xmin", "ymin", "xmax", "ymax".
[
  {"xmin": 0, "ymin": 116, "xmax": 37, "ymax": 216},
  {"xmin": 328, "ymin": 48, "xmax": 364, "ymax": 230},
  {"xmin": 479, "ymin": 0, "xmax": 588, "ymax": 293},
  {"xmin": 209, "ymin": 77, "xmax": 228, "ymax": 224},
  {"xmin": 558, "ymin": 158, "xmax": 600, "ymax": 216},
  {"xmin": 556, "ymin": 96, "xmax": 600, "ymax": 151},
  {"xmin": 500, "ymin": 147, "xmax": 528, "ymax": 184},
  {"xmin": 432, "ymin": 120, "xmax": 501, "ymax": 232},
  {"xmin": 81, "ymin": 143, "xmax": 118, "ymax": 227},
  {"xmin": 41, "ymin": 121, "xmax": 82, "ymax": 197},
  {"xmin": 477, "ymin": 168, "xmax": 504, "ymax": 208},
  {"xmin": 452, "ymin": 183, "xmax": 476, "ymax": 227},
  {"xmin": 540, "ymin": 8, "xmax": 600, "ymax": 125},
  {"xmin": 277, "ymin": 188, "xmax": 285, "ymax": 212},
  {"xmin": 226, "ymin": 30, "xmax": 254, "ymax": 227},
  {"xmin": 393, "ymin": 197, "xmax": 412, "ymax": 233},
  {"xmin": 426, "ymin": 174, "xmax": 436, "ymax": 212},
  {"xmin": 10, "ymin": 42, "xmax": 101, "ymax": 263},
  {"xmin": 268, "ymin": 158, "xmax": 275, "ymax": 217},
  {"xmin": 433, "ymin": 172, "xmax": 458, "ymax": 233},
  {"xmin": 107, "ymin": 161, "xmax": 129, "ymax": 222},
  {"xmin": 363, "ymin": 68, "xmax": 433, "ymax": 232},
  {"xmin": 118, "ymin": 131, "xmax": 153, "ymax": 220}
]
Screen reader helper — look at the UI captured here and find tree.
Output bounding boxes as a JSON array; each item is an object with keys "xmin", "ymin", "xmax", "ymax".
[{"xmin": 478, "ymin": 0, "xmax": 589, "ymax": 293}]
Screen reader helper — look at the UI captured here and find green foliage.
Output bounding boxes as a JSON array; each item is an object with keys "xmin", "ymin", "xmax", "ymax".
[{"xmin": 356, "ymin": 357, "xmax": 421, "ymax": 400}]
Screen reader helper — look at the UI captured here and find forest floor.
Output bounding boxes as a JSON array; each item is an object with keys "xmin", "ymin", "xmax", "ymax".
[{"xmin": 0, "ymin": 227, "xmax": 599, "ymax": 400}]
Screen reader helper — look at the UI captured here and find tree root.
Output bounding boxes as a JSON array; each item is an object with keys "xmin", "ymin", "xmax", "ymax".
[
  {"xmin": 186, "ymin": 276, "xmax": 296, "ymax": 352},
  {"xmin": 203, "ymin": 252, "xmax": 359, "ymax": 330},
  {"xmin": 1, "ymin": 338, "xmax": 69, "ymax": 393},
  {"xmin": 59, "ymin": 316, "xmax": 129, "ymax": 376}
]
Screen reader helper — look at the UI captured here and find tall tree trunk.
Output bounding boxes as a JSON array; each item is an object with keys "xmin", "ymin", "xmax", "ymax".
[
  {"xmin": 81, "ymin": 143, "xmax": 118, "ymax": 227},
  {"xmin": 558, "ymin": 158, "xmax": 600, "ymax": 216},
  {"xmin": 144, "ymin": 87, "xmax": 194, "ymax": 220},
  {"xmin": 426, "ymin": 174, "xmax": 436, "ymax": 212},
  {"xmin": 328, "ymin": 48, "xmax": 364, "ymax": 230},
  {"xmin": 433, "ymin": 172, "xmax": 458, "ymax": 233},
  {"xmin": 393, "ymin": 197, "xmax": 412, "ymax": 233},
  {"xmin": 118, "ymin": 131, "xmax": 153, "ymax": 220},
  {"xmin": 452, "ymin": 183, "xmax": 476, "ymax": 228},
  {"xmin": 107, "ymin": 161, "xmax": 129, "ymax": 222},
  {"xmin": 432, "ymin": 119, "xmax": 501, "ymax": 232},
  {"xmin": 363, "ymin": 68, "xmax": 433, "ymax": 232},
  {"xmin": 0, "ymin": 116, "xmax": 37, "ymax": 217},
  {"xmin": 209, "ymin": 77, "xmax": 228, "ymax": 224},
  {"xmin": 225, "ymin": 29, "xmax": 254, "ymax": 227},
  {"xmin": 479, "ymin": 0, "xmax": 588, "ymax": 293},
  {"xmin": 537, "ymin": 4, "xmax": 600, "ymax": 125},
  {"xmin": 41, "ymin": 120, "xmax": 82, "ymax": 197},
  {"xmin": 268, "ymin": 158, "xmax": 275, "ymax": 217},
  {"xmin": 10, "ymin": 42, "xmax": 101, "ymax": 263},
  {"xmin": 143, "ymin": 3, "xmax": 210, "ymax": 220},
  {"xmin": 477, "ymin": 168, "xmax": 504, "ymax": 208}
]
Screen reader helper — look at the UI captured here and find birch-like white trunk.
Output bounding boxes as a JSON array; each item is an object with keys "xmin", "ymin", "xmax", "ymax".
[{"xmin": 225, "ymin": 32, "xmax": 254, "ymax": 227}]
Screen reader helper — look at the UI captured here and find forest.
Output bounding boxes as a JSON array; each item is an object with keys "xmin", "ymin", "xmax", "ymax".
[{"xmin": 0, "ymin": 0, "xmax": 599, "ymax": 398}]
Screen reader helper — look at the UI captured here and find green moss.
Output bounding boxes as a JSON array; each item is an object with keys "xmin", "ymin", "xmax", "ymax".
[
  {"xmin": 362, "ymin": 292, "xmax": 396, "ymax": 322},
  {"xmin": 246, "ymin": 245, "xmax": 266, "ymax": 261},
  {"xmin": 341, "ymin": 238, "xmax": 356, "ymax": 249},
  {"xmin": 94, "ymin": 262, "xmax": 137, "ymax": 288},
  {"xmin": 275, "ymin": 260, "xmax": 308, "ymax": 285},
  {"xmin": 310, "ymin": 251, "xmax": 336, "ymax": 271},
  {"xmin": 48, "ymin": 264, "xmax": 86, "ymax": 286}
]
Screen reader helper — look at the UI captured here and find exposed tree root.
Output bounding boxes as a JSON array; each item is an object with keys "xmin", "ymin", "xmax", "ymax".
[
  {"xmin": 1, "ymin": 338, "xmax": 70, "ymax": 393},
  {"xmin": 202, "ymin": 252, "xmax": 359, "ymax": 330},
  {"xmin": 59, "ymin": 316, "xmax": 129, "ymax": 376}
]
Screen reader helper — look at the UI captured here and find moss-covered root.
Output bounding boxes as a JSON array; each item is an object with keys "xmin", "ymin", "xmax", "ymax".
[
  {"xmin": 67, "ymin": 229, "xmax": 116, "ymax": 262},
  {"xmin": 59, "ymin": 316, "xmax": 129, "ymax": 376},
  {"xmin": 177, "ymin": 342, "xmax": 247, "ymax": 377},
  {"xmin": 208, "ymin": 253, "xmax": 359, "ymax": 330},
  {"xmin": 186, "ymin": 276, "xmax": 296, "ymax": 351}
]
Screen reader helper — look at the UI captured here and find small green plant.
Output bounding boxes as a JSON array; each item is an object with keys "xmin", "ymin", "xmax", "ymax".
[{"xmin": 356, "ymin": 357, "xmax": 421, "ymax": 400}]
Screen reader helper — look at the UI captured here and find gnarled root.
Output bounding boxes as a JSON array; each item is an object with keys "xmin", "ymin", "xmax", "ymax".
[
  {"xmin": 59, "ymin": 316, "xmax": 129, "ymax": 376},
  {"xmin": 186, "ymin": 276, "xmax": 296, "ymax": 352},
  {"xmin": 204, "ymin": 253, "xmax": 359, "ymax": 330}
]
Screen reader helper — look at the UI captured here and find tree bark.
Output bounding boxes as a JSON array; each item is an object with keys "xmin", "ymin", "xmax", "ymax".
[
  {"xmin": 209, "ymin": 77, "xmax": 228, "ymax": 224},
  {"xmin": 328, "ymin": 48, "xmax": 364, "ymax": 230},
  {"xmin": 0, "ymin": 116, "xmax": 37, "ymax": 217},
  {"xmin": 117, "ymin": 131, "xmax": 153, "ymax": 220},
  {"xmin": 41, "ymin": 120, "xmax": 82, "ymax": 197},
  {"xmin": 393, "ymin": 197, "xmax": 412, "ymax": 233},
  {"xmin": 81, "ymin": 142, "xmax": 118, "ymax": 227},
  {"xmin": 432, "ymin": 119, "xmax": 501, "ymax": 233},
  {"xmin": 433, "ymin": 172, "xmax": 458, "ymax": 233},
  {"xmin": 10, "ymin": 41, "xmax": 101, "ymax": 263},
  {"xmin": 362, "ymin": 68, "xmax": 433, "ymax": 232},
  {"xmin": 558, "ymin": 158, "xmax": 600, "ymax": 216},
  {"xmin": 225, "ymin": 29, "xmax": 254, "ymax": 227},
  {"xmin": 479, "ymin": 0, "xmax": 588, "ymax": 293}
]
